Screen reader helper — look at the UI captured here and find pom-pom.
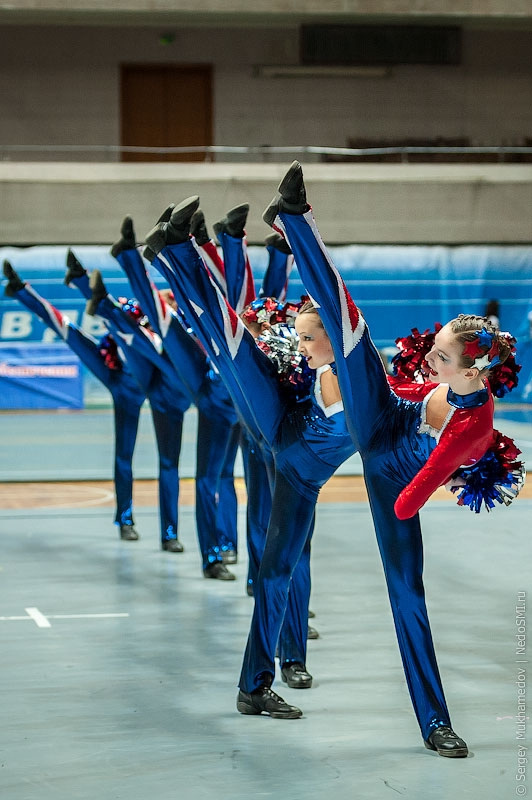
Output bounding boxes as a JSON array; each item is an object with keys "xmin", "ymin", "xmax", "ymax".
[
  {"xmin": 241, "ymin": 297, "xmax": 284, "ymax": 326},
  {"xmin": 449, "ymin": 431, "xmax": 525, "ymax": 512},
  {"xmin": 98, "ymin": 333, "xmax": 122, "ymax": 371},
  {"xmin": 392, "ymin": 324, "xmax": 442, "ymax": 382},
  {"xmin": 257, "ymin": 323, "xmax": 315, "ymax": 402},
  {"xmin": 118, "ymin": 296, "xmax": 149, "ymax": 327},
  {"xmin": 487, "ymin": 335, "xmax": 521, "ymax": 397}
]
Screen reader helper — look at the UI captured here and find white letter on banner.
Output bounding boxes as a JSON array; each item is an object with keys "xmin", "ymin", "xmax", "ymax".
[{"xmin": 0, "ymin": 311, "xmax": 32, "ymax": 338}]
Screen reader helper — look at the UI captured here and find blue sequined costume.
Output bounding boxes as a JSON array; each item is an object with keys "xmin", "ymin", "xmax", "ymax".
[
  {"xmin": 274, "ymin": 207, "xmax": 498, "ymax": 740},
  {"xmin": 112, "ymin": 246, "xmax": 240, "ymax": 567},
  {"xmin": 149, "ymin": 236, "xmax": 356, "ymax": 689},
  {"xmin": 9, "ymin": 281, "xmax": 143, "ymax": 529},
  {"xmin": 66, "ymin": 268, "xmax": 190, "ymax": 549}
]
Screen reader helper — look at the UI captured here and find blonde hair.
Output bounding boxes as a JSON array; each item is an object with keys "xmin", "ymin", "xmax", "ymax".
[
  {"xmin": 450, "ymin": 314, "xmax": 511, "ymax": 370},
  {"xmin": 297, "ymin": 300, "xmax": 324, "ymax": 328}
]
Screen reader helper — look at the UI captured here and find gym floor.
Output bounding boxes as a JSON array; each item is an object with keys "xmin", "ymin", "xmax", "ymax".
[{"xmin": 0, "ymin": 405, "xmax": 530, "ymax": 800}]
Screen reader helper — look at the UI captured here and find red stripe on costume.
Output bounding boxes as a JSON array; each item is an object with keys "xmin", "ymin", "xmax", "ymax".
[
  {"xmin": 225, "ymin": 298, "xmax": 240, "ymax": 337},
  {"xmin": 343, "ymin": 281, "xmax": 360, "ymax": 331},
  {"xmin": 51, "ymin": 305, "xmax": 65, "ymax": 328}
]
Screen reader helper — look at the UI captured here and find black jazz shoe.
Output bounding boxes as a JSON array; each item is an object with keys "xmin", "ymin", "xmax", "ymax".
[
  {"xmin": 277, "ymin": 160, "xmax": 309, "ymax": 213},
  {"xmin": 263, "ymin": 161, "xmax": 310, "ymax": 228},
  {"xmin": 162, "ymin": 539, "xmax": 184, "ymax": 553},
  {"xmin": 3, "ymin": 260, "xmax": 25, "ymax": 296},
  {"xmin": 221, "ymin": 549, "xmax": 237, "ymax": 565},
  {"xmin": 119, "ymin": 524, "xmax": 139, "ymax": 541},
  {"xmin": 307, "ymin": 625, "xmax": 319, "ymax": 640},
  {"xmin": 281, "ymin": 662, "xmax": 313, "ymax": 689},
  {"xmin": 64, "ymin": 249, "xmax": 87, "ymax": 286},
  {"xmin": 203, "ymin": 562, "xmax": 236, "ymax": 581},
  {"xmin": 237, "ymin": 686, "xmax": 302, "ymax": 718},
  {"xmin": 424, "ymin": 726, "xmax": 468, "ymax": 758}
]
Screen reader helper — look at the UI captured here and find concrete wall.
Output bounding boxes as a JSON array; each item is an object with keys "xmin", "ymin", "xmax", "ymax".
[
  {"xmin": 0, "ymin": 0, "xmax": 531, "ymax": 23},
  {"xmin": 0, "ymin": 25, "xmax": 531, "ymax": 161},
  {"xmin": 1, "ymin": 17, "xmax": 531, "ymax": 244},
  {"xmin": 2, "ymin": 162, "xmax": 532, "ymax": 245}
]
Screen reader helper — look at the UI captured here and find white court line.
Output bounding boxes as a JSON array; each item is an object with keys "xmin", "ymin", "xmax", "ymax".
[
  {"xmin": 49, "ymin": 613, "xmax": 129, "ymax": 620},
  {"xmin": 0, "ymin": 610, "xmax": 130, "ymax": 627},
  {"xmin": 25, "ymin": 607, "xmax": 51, "ymax": 628}
]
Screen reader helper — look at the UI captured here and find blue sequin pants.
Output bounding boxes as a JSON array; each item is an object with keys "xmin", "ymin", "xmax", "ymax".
[
  {"xmin": 151, "ymin": 240, "xmax": 345, "ymax": 685},
  {"xmin": 276, "ymin": 209, "xmax": 452, "ymax": 740},
  {"xmin": 114, "ymin": 248, "xmax": 240, "ymax": 566},
  {"xmin": 12, "ymin": 284, "xmax": 143, "ymax": 528}
]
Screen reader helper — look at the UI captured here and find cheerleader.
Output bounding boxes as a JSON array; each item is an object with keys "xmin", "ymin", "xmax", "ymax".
[
  {"xmin": 142, "ymin": 198, "xmax": 356, "ymax": 717},
  {"xmin": 3, "ymin": 260, "xmax": 144, "ymax": 541},
  {"xmin": 262, "ymin": 161, "xmax": 524, "ymax": 757},
  {"xmin": 65, "ymin": 255, "xmax": 190, "ymax": 554},
  {"xmin": 108, "ymin": 216, "xmax": 241, "ymax": 577}
]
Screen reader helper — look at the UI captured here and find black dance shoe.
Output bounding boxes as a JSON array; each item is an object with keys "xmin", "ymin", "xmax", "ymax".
[
  {"xmin": 143, "ymin": 223, "xmax": 167, "ymax": 259},
  {"xmin": 156, "ymin": 203, "xmax": 176, "ymax": 224},
  {"xmin": 85, "ymin": 269, "xmax": 107, "ymax": 317},
  {"xmin": 203, "ymin": 562, "xmax": 236, "ymax": 581},
  {"xmin": 162, "ymin": 539, "xmax": 184, "ymax": 553},
  {"xmin": 237, "ymin": 686, "xmax": 303, "ymax": 718},
  {"xmin": 213, "ymin": 203, "xmax": 249, "ymax": 241},
  {"xmin": 190, "ymin": 209, "xmax": 210, "ymax": 245},
  {"xmin": 262, "ymin": 195, "xmax": 282, "ymax": 229},
  {"xmin": 166, "ymin": 196, "xmax": 200, "ymax": 245},
  {"xmin": 281, "ymin": 662, "xmax": 313, "ymax": 689},
  {"xmin": 262, "ymin": 161, "xmax": 310, "ymax": 228},
  {"xmin": 144, "ymin": 197, "xmax": 198, "ymax": 257},
  {"xmin": 142, "ymin": 204, "xmax": 177, "ymax": 262},
  {"xmin": 424, "ymin": 726, "xmax": 468, "ymax": 758},
  {"xmin": 110, "ymin": 215, "xmax": 137, "ymax": 258},
  {"xmin": 265, "ymin": 231, "xmax": 292, "ymax": 255},
  {"xmin": 308, "ymin": 609, "xmax": 316, "ymax": 618},
  {"xmin": 142, "ymin": 244, "xmax": 157, "ymax": 263},
  {"xmin": 3, "ymin": 260, "xmax": 25, "ymax": 296},
  {"xmin": 307, "ymin": 625, "xmax": 319, "ymax": 640},
  {"xmin": 119, "ymin": 524, "xmax": 139, "ymax": 541},
  {"xmin": 277, "ymin": 160, "xmax": 309, "ymax": 213},
  {"xmin": 246, "ymin": 581, "xmax": 254, "ymax": 597},
  {"xmin": 221, "ymin": 549, "xmax": 237, "ymax": 565},
  {"xmin": 64, "ymin": 249, "xmax": 87, "ymax": 286}
]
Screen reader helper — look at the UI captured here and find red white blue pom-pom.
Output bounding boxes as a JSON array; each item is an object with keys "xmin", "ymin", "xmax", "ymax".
[
  {"xmin": 392, "ymin": 324, "xmax": 442, "ymax": 382},
  {"xmin": 257, "ymin": 323, "xmax": 315, "ymax": 402},
  {"xmin": 118, "ymin": 297, "xmax": 150, "ymax": 328},
  {"xmin": 98, "ymin": 333, "xmax": 122, "ymax": 371},
  {"xmin": 487, "ymin": 336, "xmax": 521, "ymax": 398},
  {"xmin": 449, "ymin": 431, "xmax": 525, "ymax": 512},
  {"xmin": 241, "ymin": 297, "xmax": 283, "ymax": 326}
]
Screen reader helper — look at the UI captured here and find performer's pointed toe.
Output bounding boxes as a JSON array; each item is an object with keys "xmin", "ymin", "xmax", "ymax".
[
  {"xmin": 277, "ymin": 160, "xmax": 309, "ymax": 214},
  {"xmin": 262, "ymin": 195, "xmax": 282, "ymax": 228},
  {"xmin": 3, "ymin": 260, "xmax": 25, "ymax": 296},
  {"xmin": 265, "ymin": 232, "xmax": 292, "ymax": 255},
  {"xmin": 85, "ymin": 269, "xmax": 107, "ymax": 316},
  {"xmin": 64, "ymin": 249, "xmax": 87, "ymax": 285},
  {"xmin": 144, "ymin": 222, "xmax": 168, "ymax": 258},
  {"xmin": 190, "ymin": 209, "xmax": 210, "ymax": 245},
  {"xmin": 166, "ymin": 196, "xmax": 200, "ymax": 244}
]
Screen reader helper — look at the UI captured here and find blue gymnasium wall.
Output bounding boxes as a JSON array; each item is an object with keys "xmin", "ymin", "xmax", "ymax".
[{"xmin": 1, "ymin": 243, "xmax": 531, "ymax": 402}]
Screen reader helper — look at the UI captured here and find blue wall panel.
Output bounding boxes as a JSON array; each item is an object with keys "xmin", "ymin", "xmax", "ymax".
[{"xmin": 1, "ymin": 243, "xmax": 531, "ymax": 400}]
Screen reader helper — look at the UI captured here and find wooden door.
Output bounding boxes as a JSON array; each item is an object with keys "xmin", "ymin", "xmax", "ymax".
[{"xmin": 120, "ymin": 65, "xmax": 213, "ymax": 162}]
